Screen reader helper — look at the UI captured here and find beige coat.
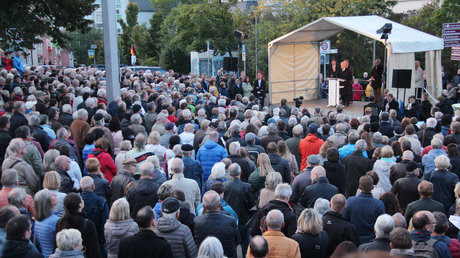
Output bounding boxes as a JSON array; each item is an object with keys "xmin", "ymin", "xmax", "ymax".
[{"xmin": 2, "ymin": 157, "xmax": 39, "ymax": 195}]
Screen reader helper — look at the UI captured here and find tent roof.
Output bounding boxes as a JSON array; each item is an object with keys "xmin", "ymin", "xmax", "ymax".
[{"xmin": 269, "ymin": 15, "xmax": 444, "ymax": 53}]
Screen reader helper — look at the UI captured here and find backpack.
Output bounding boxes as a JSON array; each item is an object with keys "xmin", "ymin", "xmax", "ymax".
[{"xmin": 412, "ymin": 239, "xmax": 438, "ymax": 258}]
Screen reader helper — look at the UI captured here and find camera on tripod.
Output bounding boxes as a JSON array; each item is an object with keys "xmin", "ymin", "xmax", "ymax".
[{"xmin": 293, "ymin": 96, "xmax": 304, "ymax": 108}]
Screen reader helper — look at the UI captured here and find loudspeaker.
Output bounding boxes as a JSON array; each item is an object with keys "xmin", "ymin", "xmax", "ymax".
[
  {"xmin": 392, "ymin": 69, "xmax": 412, "ymax": 89},
  {"xmin": 223, "ymin": 57, "xmax": 238, "ymax": 72}
]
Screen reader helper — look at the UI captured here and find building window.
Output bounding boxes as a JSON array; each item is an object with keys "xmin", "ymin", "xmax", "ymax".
[
  {"xmin": 116, "ymin": 9, "xmax": 120, "ymax": 14},
  {"xmin": 116, "ymin": 14, "xmax": 122, "ymax": 20}
]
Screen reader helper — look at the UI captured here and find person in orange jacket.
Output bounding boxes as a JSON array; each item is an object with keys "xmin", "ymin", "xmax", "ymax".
[{"xmin": 299, "ymin": 123, "xmax": 324, "ymax": 170}]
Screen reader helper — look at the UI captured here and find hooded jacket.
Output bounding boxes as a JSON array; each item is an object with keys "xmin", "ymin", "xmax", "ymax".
[
  {"xmin": 299, "ymin": 133, "xmax": 324, "ymax": 170},
  {"xmin": 104, "ymin": 218, "xmax": 139, "ymax": 258},
  {"xmin": 373, "ymin": 158, "xmax": 396, "ymax": 192},
  {"xmin": 196, "ymin": 140, "xmax": 228, "ymax": 182},
  {"xmin": 432, "ymin": 235, "xmax": 460, "ymax": 258},
  {"xmin": 411, "ymin": 230, "xmax": 451, "ymax": 258},
  {"xmin": 154, "ymin": 217, "xmax": 198, "ymax": 258},
  {"xmin": 268, "ymin": 153, "xmax": 291, "ymax": 183}
]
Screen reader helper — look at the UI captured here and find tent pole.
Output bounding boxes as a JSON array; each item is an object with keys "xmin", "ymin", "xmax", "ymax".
[{"xmin": 373, "ymin": 40, "xmax": 376, "ymax": 68}]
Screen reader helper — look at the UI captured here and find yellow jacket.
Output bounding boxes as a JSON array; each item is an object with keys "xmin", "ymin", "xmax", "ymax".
[{"xmin": 365, "ymin": 83, "xmax": 373, "ymax": 98}]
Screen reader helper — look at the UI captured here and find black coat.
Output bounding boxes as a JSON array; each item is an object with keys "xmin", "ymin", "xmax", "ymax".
[
  {"xmin": 268, "ymin": 153, "xmax": 291, "ymax": 183},
  {"xmin": 404, "ymin": 197, "xmax": 445, "ymax": 223},
  {"xmin": 419, "ymin": 100, "xmax": 432, "ymax": 122},
  {"xmin": 56, "ymin": 168, "xmax": 75, "ymax": 194},
  {"xmin": 322, "ymin": 211, "xmax": 360, "ymax": 256},
  {"xmin": 126, "ymin": 178, "xmax": 160, "ymax": 218},
  {"xmin": 252, "ymin": 79, "xmax": 267, "ymax": 98},
  {"xmin": 2, "ymin": 239, "xmax": 42, "ymax": 258},
  {"xmin": 118, "ymin": 230, "xmax": 173, "ymax": 258},
  {"xmin": 391, "ymin": 173, "xmax": 422, "ymax": 212},
  {"xmin": 379, "ymin": 121, "xmax": 394, "ymax": 138},
  {"xmin": 300, "ymin": 177, "xmax": 338, "ymax": 208},
  {"xmin": 9, "ymin": 112, "xmax": 28, "ymax": 137},
  {"xmin": 223, "ymin": 178, "xmax": 256, "ymax": 225},
  {"xmin": 371, "ymin": 64, "xmax": 383, "ymax": 88},
  {"xmin": 417, "ymin": 127, "xmax": 439, "ymax": 147},
  {"xmin": 423, "ymin": 169, "xmax": 459, "ymax": 213},
  {"xmin": 383, "ymin": 99, "xmax": 399, "ymax": 112},
  {"xmin": 342, "ymin": 151, "xmax": 372, "ymax": 197},
  {"xmin": 58, "ymin": 112, "xmax": 74, "ymax": 126},
  {"xmin": 0, "ymin": 129, "xmax": 12, "ymax": 166},
  {"xmin": 359, "ymin": 238, "xmax": 391, "ymax": 253},
  {"xmin": 292, "ymin": 231, "xmax": 329, "ymax": 258},
  {"xmin": 449, "ymin": 155, "xmax": 460, "ymax": 178},
  {"xmin": 251, "ymin": 200, "xmax": 297, "ymax": 238},
  {"xmin": 32, "ymin": 126, "xmax": 51, "ymax": 152},
  {"xmin": 194, "ymin": 212, "xmax": 240, "ymax": 258},
  {"xmin": 227, "ymin": 154, "xmax": 252, "ymax": 182},
  {"xmin": 323, "ymin": 161, "xmax": 346, "ymax": 194}
]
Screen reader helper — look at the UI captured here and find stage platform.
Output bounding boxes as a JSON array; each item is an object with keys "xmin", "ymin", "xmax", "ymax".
[{"xmin": 275, "ymin": 98, "xmax": 368, "ymax": 119}]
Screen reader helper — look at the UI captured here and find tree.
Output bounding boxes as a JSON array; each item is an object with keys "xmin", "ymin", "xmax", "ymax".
[
  {"xmin": 118, "ymin": 2, "xmax": 140, "ymax": 64},
  {"xmin": 159, "ymin": 1, "xmax": 236, "ymax": 72},
  {"xmin": 0, "ymin": 0, "xmax": 97, "ymax": 50},
  {"xmin": 63, "ymin": 28, "xmax": 104, "ymax": 65}
]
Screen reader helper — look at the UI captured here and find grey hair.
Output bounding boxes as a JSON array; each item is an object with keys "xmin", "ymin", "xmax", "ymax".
[
  {"xmin": 56, "ymin": 229, "xmax": 82, "ymax": 251},
  {"xmin": 348, "ymin": 130, "xmax": 360, "ymax": 144},
  {"xmin": 292, "ymin": 125, "xmax": 303, "ymax": 137},
  {"xmin": 62, "ymin": 104, "xmax": 72, "ymax": 113},
  {"xmin": 209, "ymin": 162, "xmax": 226, "ymax": 180},
  {"xmin": 197, "ymin": 236, "xmax": 225, "ymax": 258},
  {"xmin": 1, "ymin": 169, "xmax": 18, "ymax": 187},
  {"xmin": 274, "ymin": 183, "xmax": 292, "ymax": 199},
  {"xmin": 29, "ymin": 115, "xmax": 41, "ymax": 127},
  {"xmin": 139, "ymin": 161, "xmax": 155, "ymax": 177},
  {"xmin": 402, "ymin": 150, "xmax": 414, "ymax": 161},
  {"xmin": 373, "ymin": 132, "xmax": 382, "ymax": 142},
  {"xmin": 7, "ymin": 188, "xmax": 26, "ymax": 208},
  {"xmin": 355, "ymin": 139, "xmax": 367, "ymax": 152},
  {"xmin": 300, "ymin": 116, "xmax": 310, "ymax": 125},
  {"xmin": 146, "ymin": 156, "xmax": 160, "ymax": 170},
  {"xmin": 228, "ymin": 141, "xmax": 240, "ymax": 155},
  {"xmin": 80, "ymin": 176, "xmax": 94, "ymax": 191},
  {"xmin": 131, "ymin": 113, "xmax": 142, "ymax": 124},
  {"xmin": 431, "ymin": 138, "xmax": 443, "ymax": 149},
  {"xmin": 228, "ymin": 163, "xmax": 241, "ymax": 177},
  {"xmin": 170, "ymin": 158, "xmax": 184, "ymax": 174},
  {"xmin": 8, "ymin": 138, "xmax": 25, "ymax": 154},
  {"xmin": 313, "ymin": 198, "xmax": 330, "ymax": 216},
  {"xmin": 56, "ymin": 127, "xmax": 68, "ymax": 139},
  {"xmin": 266, "ymin": 209, "xmax": 284, "ymax": 230},
  {"xmin": 267, "ymin": 123, "xmax": 277, "ymax": 133},
  {"xmin": 435, "ymin": 155, "xmax": 450, "ymax": 170},
  {"xmin": 375, "ymin": 214, "xmax": 395, "ymax": 238},
  {"xmin": 336, "ymin": 123, "xmax": 347, "ymax": 133},
  {"xmin": 202, "ymin": 190, "xmax": 220, "ymax": 212},
  {"xmin": 77, "ymin": 109, "xmax": 88, "ymax": 119},
  {"xmin": 265, "ymin": 172, "xmax": 283, "ymax": 190},
  {"xmin": 426, "ymin": 118, "xmax": 437, "ymax": 128}
]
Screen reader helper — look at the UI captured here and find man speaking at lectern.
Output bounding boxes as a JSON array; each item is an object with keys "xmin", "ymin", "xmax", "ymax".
[{"xmin": 338, "ymin": 60, "xmax": 353, "ymax": 106}]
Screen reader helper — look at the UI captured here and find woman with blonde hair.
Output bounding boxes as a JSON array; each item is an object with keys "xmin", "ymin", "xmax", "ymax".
[
  {"xmin": 249, "ymin": 154, "xmax": 275, "ymax": 198},
  {"xmin": 258, "ymin": 172, "xmax": 282, "ymax": 208},
  {"xmin": 278, "ymin": 140, "xmax": 299, "ymax": 179},
  {"xmin": 104, "ymin": 198, "xmax": 139, "ymax": 258},
  {"xmin": 114, "ymin": 140, "xmax": 132, "ymax": 174},
  {"xmin": 43, "ymin": 171, "xmax": 67, "ymax": 217},
  {"xmin": 292, "ymin": 208, "xmax": 329, "ymax": 258},
  {"xmin": 373, "ymin": 145, "xmax": 395, "ymax": 192}
]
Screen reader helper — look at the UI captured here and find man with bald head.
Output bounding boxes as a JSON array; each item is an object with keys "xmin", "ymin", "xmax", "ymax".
[
  {"xmin": 411, "ymin": 211, "xmax": 450, "ymax": 257},
  {"xmin": 299, "ymin": 166, "xmax": 338, "ymax": 208},
  {"xmin": 194, "ymin": 190, "xmax": 240, "ymax": 258},
  {"xmin": 54, "ymin": 155, "xmax": 74, "ymax": 194},
  {"xmin": 392, "ymin": 161, "xmax": 422, "ymax": 213},
  {"xmin": 247, "ymin": 236, "xmax": 269, "ymax": 258},
  {"xmin": 322, "ymin": 194, "xmax": 359, "ymax": 256},
  {"xmin": 261, "ymin": 209, "xmax": 300, "ymax": 258},
  {"xmin": 404, "ymin": 180, "xmax": 445, "ymax": 223},
  {"xmin": 80, "ymin": 176, "xmax": 109, "ymax": 255}
]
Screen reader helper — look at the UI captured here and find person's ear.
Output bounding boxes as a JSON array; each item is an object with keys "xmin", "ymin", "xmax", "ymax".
[{"xmin": 281, "ymin": 222, "xmax": 285, "ymax": 229}]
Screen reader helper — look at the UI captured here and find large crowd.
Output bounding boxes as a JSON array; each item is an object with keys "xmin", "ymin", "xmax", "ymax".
[{"xmin": 2, "ymin": 49, "xmax": 460, "ymax": 258}]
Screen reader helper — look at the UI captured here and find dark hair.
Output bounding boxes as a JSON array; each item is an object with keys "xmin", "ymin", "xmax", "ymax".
[
  {"xmin": 0, "ymin": 116, "xmax": 9, "ymax": 129},
  {"xmin": 326, "ymin": 147, "xmax": 339, "ymax": 163},
  {"xmin": 15, "ymin": 125, "xmax": 30, "ymax": 138},
  {"xmin": 447, "ymin": 143, "xmax": 459, "ymax": 157},
  {"xmin": 55, "ymin": 145, "xmax": 70, "ymax": 157},
  {"xmin": 366, "ymin": 171, "xmax": 379, "ymax": 185},
  {"xmin": 391, "ymin": 141, "xmax": 403, "ymax": 157},
  {"xmin": 63, "ymin": 193, "xmax": 82, "ymax": 214},
  {"xmin": 350, "ymin": 118, "xmax": 360, "ymax": 129},
  {"xmin": 412, "ymin": 212, "xmax": 430, "ymax": 230},
  {"xmin": 135, "ymin": 206, "xmax": 154, "ymax": 229},
  {"xmin": 433, "ymin": 211, "xmax": 448, "ymax": 234},
  {"xmin": 359, "ymin": 175, "xmax": 374, "ymax": 192},
  {"xmin": 108, "ymin": 117, "xmax": 122, "ymax": 132},
  {"xmin": 444, "ymin": 135, "xmax": 457, "ymax": 147},
  {"xmin": 379, "ymin": 192, "xmax": 401, "ymax": 215},
  {"xmin": 330, "ymin": 241, "xmax": 358, "ymax": 258},
  {"xmin": 370, "ymin": 122, "xmax": 380, "ymax": 133},
  {"xmin": 390, "ymin": 227, "xmax": 412, "ymax": 249},
  {"xmin": 6, "ymin": 215, "xmax": 30, "ymax": 240},
  {"xmin": 276, "ymin": 120, "xmax": 286, "ymax": 131},
  {"xmin": 441, "ymin": 114, "xmax": 452, "ymax": 126},
  {"xmin": 210, "ymin": 182, "xmax": 225, "ymax": 195},
  {"xmin": 249, "ymin": 236, "xmax": 269, "ymax": 258},
  {"xmin": 169, "ymin": 135, "xmax": 181, "ymax": 149},
  {"xmin": 95, "ymin": 137, "xmax": 110, "ymax": 151},
  {"xmin": 266, "ymin": 142, "xmax": 278, "ymax": 154},
  {"xmin": 85, "ymin": 133, "xmax": 96, "ymax": 145},
  {"xmin": 171, "ymin": 189, "xmax": 185, "ymax": 202},
  {"xmin": 0, "ymin": 206, "xmax": 17, "ymax": 228}
]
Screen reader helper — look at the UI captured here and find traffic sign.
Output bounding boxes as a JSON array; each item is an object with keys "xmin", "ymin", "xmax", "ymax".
[
  {"xmin": 443, "ymin": 23, "xmax": 460, "ymax": 29},
  {"xmin": 443, "ymin": 34, "xmax": 460, "ymax": 40},
  {"xmin": 242, "ymin": 44, "xmax": 246, "ymax": 53},
  {"xmin": 329, "ymin": 49, "xmax": 338, "ymax": 54},
  {"xmin": 443, "ymin": 29, "xmax": 460, "ymax": 35},
  {"xmin": 88, "ymin": 49, "xmax": 95, "ymax": 59},
  {"xmin": 452, "ymin": 46, "xmax": 460, "ymax": 61},
  {"xmin": 91, "ymin": 44, "xmax": 97, "ymax": 49},
  {"xmin": 320, "ymin": 40, "xmax": 330, "ymax": 54},
  {"xmin": 445, "ymin": 40, "xmax": 460, "ymax": 47}
]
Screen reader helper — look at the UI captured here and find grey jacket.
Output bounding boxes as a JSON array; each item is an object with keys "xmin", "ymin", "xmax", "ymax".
[
  {"xmin": 1, "ymin": 156, "xmax": 39, "ymax": 195},
  {"xmin": 154, "ymin": 217, "xmax": 197, "ymax": 258},
  {"xmin": 49, "ymin": 249, "xmax": 84, "ymax": 258},
  {"xmin": 104, "ymin": 219, "xmax": 139, "ymax": 258}
]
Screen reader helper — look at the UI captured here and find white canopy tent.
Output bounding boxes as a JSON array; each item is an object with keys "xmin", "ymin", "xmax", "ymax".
[{"xmin": 268, "ymin": 15, "xmax": 444, "ymax": 104}]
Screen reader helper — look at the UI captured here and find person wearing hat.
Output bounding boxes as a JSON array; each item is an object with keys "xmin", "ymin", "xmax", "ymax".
[
  {"xmin": 110, "ymin": 158, "xmax": 137, "ymax": 204},
  {"xmin": 181, "ymin": 144, "xmax": 204, "ymax": 189},
  {"xmin": 299, "ymin": 123, "xmax": 324, "ymax": 171},
  {"xmin": 389, "ymin": 126, "xmax": 404, "ymax": 144},
  {"xmin": 392, "ymin": 161, "xmax": 422, "ymax": 213},
  {"xmin": 153, "ymin": 197, "xmax": 198, "ymax": 258},
  {"xmin": 290, "ymin": 154, "xmax": 321, "ymax": 204}
]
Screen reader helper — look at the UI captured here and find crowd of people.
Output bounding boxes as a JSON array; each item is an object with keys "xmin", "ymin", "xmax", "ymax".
[{"xmin": 1, "ymin": 50, "xmax": 460, "ymax": 258}]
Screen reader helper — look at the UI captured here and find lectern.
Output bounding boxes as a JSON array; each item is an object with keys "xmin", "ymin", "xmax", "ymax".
[{"xmin": 327, "ymin": 78, "xmax": 344, "ymax": 107}]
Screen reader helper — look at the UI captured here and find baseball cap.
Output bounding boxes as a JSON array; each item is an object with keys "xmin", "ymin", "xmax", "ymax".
[{"xmin": 162, "ymin": 197, "xmax": 180, "ymax": 213}]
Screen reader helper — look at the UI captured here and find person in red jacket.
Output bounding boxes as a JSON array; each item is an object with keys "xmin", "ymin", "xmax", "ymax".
[
  {"xmin": 88, "ymin": 137, "xmax": 117, "ymax": 183},
  {"xmin": 299, "ymin": 123, "xmax": 324, "ymax": 170},
  {"xmin": 1, "ymin": 51, "xmax": 13, "ymax": 71}
]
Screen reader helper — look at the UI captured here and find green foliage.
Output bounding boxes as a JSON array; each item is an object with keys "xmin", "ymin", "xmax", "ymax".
[
  {"xmin": 159, "ymin": 1, "xmax": 236, "ymax": 72},
  {"xmin": 63, "ymin": 28, "xmax": 104, "ymax": 65},
  {"xmin": 119, "ymin": 2, "xmax": 140, "ymax": 64},
  {"xmin": 0, "ymin": 0, "xmax": 97, "ymax": 50}
]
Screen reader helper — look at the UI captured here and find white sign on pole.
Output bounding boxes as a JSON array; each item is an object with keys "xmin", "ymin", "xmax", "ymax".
[
  {"xmin": 320, "ymin": 40, "xmax": 330, "ymax": 54},
  {"xmin": 91, "ymin": 44, "xmax": 97, "ymax": 49},
  {"xmin": 329, "ymin": 49, "xmax": 338, "ymax": 54}
]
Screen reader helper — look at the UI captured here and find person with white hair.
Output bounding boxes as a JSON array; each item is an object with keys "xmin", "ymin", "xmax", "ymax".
[
  {"xmin": 358, "ymin": 214, "xmax": 395, "ymax": 252},
  {"xmin": 177, "ymin": 109, "xmax": 199, "ymax": 134},
  {"xmin": 197, "ymin": 236, "xmax": 225, "ymax": 258},
  {"xmin": 313, "ymin": 198, "xmax": 330, "ymax": 216},
  {"xmin": 422, "ymin": 138, "xmax": 447, "ymax": 173},
  {"xmin": 423, "ymin": 155, "xmax": 459, "ymax": 213},
  {"xmin": 50, "ymin": 229, "xmax": 84, "ymax": 257},
  {"xmin": 33, "ymin": 189, "xmax": 60, "ymax": 257},
  {"xmin": 417, "ymin": 117, "xmax": 438, "ymax": 147},
  {"xmin": 251, "ymin": 183, "xmax": 296, "ymax": 238},
  {"xmin": 9, "ymin": 101, "xmax": 28, "ymax": 137},
  {"xmin": 261, "ymin": 123, "xmax": 283, "ymax": 150},
  {"xmin": 261, "ymin": 209, "xmax": 301, "ymax": 257},
  {"xmin": 227, "ymin": 141, "xmax": 252, "ymax": 182},
  {"xmin": 285, "ymin": 124, "xmax": 303, "ymax": 170},
  {"xmin": 29, "ymin": 114, "xmax": 52, "ymax": 152},
  {"xmin": 160, "ymin": 158, "xmax": 201, "ymax": 211}
]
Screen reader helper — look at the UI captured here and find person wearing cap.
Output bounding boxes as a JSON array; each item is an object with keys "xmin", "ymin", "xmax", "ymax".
[
  {"xmin": 290, "ymin": 154, "xmax": 320, "ymax": 204},
  {"xmin": 153, "ymin": 197, "xmax": 198, "ymax": 258},
  {"xmin": 391, "ymin": 161, "xmax": 422, "ymax": 213},
  {"xmin": 389, "ymin": 126, "xmax": 404, "ymax": 144},
  {"xmin": 299, "ymin": 123, "xmax": 324, "ymax": 170},
  {"xmin": 182, "ymin": 144, "xmax": 203, "ymax": 189},
  {"xmin": 245, "ymin": 132, "xmax": 265, "ymax": 161},
  {"xmin": 160, "ymin": 122, "xmax": 175, "ymax": 148},
  {"xmin": 390, "ymin": 150, "xmax": 414, "ymax": 185},
  {"xmin": 110, "ymin": 158, "xmax": 137, "ymax": 204}
]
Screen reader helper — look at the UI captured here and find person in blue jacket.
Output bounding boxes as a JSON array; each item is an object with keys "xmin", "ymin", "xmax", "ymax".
[
  {"xmin": 196, "ymin": 182, "xmax": 238, "ymax": 225},
  {"xmin": 411, "ymin": 211, "xmax": 451, "ymax": 258},
  {"xmin": 12, "ymin": 52, "xmax": 24, "ymax": 75},
  {"xmin": 197, "ymin": 131, "xmax": 228, "ymax": 182}
]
